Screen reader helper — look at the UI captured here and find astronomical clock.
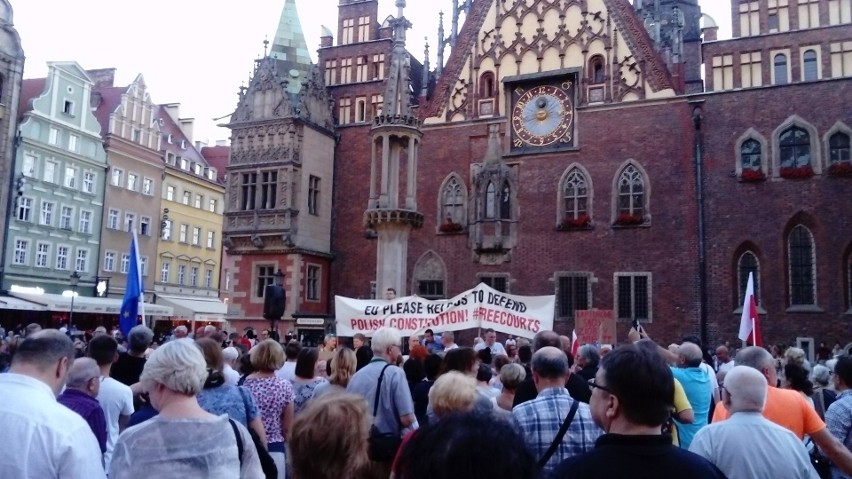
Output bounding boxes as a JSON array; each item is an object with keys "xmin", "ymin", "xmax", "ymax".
[{"xmin": 509, "ymin": 74, "xmax": 577, "ymax": 153}]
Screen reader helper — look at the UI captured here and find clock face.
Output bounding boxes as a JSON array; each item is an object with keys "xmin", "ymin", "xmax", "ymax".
[{"xmin": 511, "ymin": 83, "xmax": 574, "ymax": 148}]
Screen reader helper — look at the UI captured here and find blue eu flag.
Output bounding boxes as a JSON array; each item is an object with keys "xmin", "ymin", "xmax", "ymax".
[{"xmin": 119, "ymin": 230, "xmax": 142, "ymax": 338}]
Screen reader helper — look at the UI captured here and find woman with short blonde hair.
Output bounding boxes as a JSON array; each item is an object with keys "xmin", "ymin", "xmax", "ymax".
[
  {"xmin": 289, "ymin": 393, "xmax": 371, "ymax": 479},
  {"xmin": 428, "ymin": 371, "xmax": 478, "ymax": 418},
  {"xmin": 313, "ymin": 348, "xmax": 357, "ymax": 399},
  {"xmin": 244, "ymin": 339, "xmax": 295, "ymax": 479},
  {"xmin": 110, "ymin": 339, "xmax": 263, "ymax": 478}
]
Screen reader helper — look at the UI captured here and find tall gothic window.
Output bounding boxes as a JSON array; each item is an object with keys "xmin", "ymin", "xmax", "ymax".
[
  {"xmin": 563, "ymin": 168, "xmax": 589, "ymax": 220},
  {"xmin": 737, "ymin": 251, "xmax": 761, "ymax": 305},
  {"xmin": 779, "ymin": 126, "xmax": 811, "ymax": 168},
  {"xmin": 740, "ymin": 139, "xmax": 762, "ymax": 171},
  {"xmin": 260, "ymin": 171, "xmax": 277, "ymax": 209},
  {"xmin": 589, "ymin": 55, "xmax": 605, "ymax": 84},
  {"xmin": 241, "ymin": 173, "xmax": 257, "ymax": 210},
  {"xmin": 485, "ymin": 182, "xmax": 496, "ymax": 219},
  {"xmin": 829, "ymin": 132, "xmax": 851, "ymax": 164},
  {"xmin": 441, "ymin": 176, "xmax": 465, "ymax": 224},
  {"xmin": 617, "ymin": 165, "xmax": 645, "ymax": 218},
  {"xmin": 499, "ymin": 183, "xmax": 511, "ymax": 220},
  {"xmin": 774, "ymin": 53, "xmax": 788, "ymax": 85},
  {"xmin": 788, "ymin": 225, "xmax": 815, "ymax": 306}
]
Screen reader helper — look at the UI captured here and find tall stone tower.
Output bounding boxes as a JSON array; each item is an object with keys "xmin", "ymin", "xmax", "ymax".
[
  {"xmin": 223, "ymin": 0, "xmax": 335, "ymax": 335},
  {"xmin": 0, "ymin": 0, "xmax": 24, "ymax": 279},
  {"xmin": 633, "ymin": 0, "xmax": 703, "ymax": 92},
  {"xmin": 364, "ymin": 0, "xmax": 423, "ymax": 296}
]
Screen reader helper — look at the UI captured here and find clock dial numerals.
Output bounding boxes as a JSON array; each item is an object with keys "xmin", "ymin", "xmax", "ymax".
[{"xmin": 511, "ymin": 84, "xmax": 574, "ymax": 148}]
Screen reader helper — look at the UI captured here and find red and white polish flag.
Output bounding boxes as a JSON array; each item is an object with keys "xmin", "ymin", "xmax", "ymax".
[{"xmin": 737, "ymin": 272, "xmax": 762, "ymax": 347}]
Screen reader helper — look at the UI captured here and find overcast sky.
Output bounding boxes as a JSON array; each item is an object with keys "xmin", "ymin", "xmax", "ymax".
[{"xmin": 13, "ymin": 0, "xmax": 732, "ymax": 144}]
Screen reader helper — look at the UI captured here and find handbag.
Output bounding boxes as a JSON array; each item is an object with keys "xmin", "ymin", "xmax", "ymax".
[
  {"xmin": 537, "ymin": 398, "xmax": 579, "ymax": 469},
  {"xmin": 805, "ymin": 438, "xmax": 831, "ymax": 479},
  {"xmin": 368, "ymin": 364, "xmax": 403, "ymax": 463}
]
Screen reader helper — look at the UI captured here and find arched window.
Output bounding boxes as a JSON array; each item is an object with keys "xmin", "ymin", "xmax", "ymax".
[
  {"xmin": 779, "ymin": 126, "xmax": 811, "ymax": 168},
  {"xmin": 737, "ymin": 251, "xmax": 761, "ymax": 305},
  {"xmin": 413, "ymin": 251, "xmax": 446, "ymax": 300},
  {"xmin": 440, "ymin": 176, "xmax": 465, "ymax": 224},
  {"xmin": 774, "ymin": 53, "xmax": 788, "ymax": 85},
  {"xmin": 589, "ymin": 56, "xmax": 605, "ymax": 84},
  {"xmin": 485, "ymin": 182, "xmax": 496, "ymax": 219},
  {"xmin": 740, "ymin": 139, "xmax": 762, "ymax": 171},
  {"xmin": 617, "ymin": 165, "xmax": 645, "ymax": 218},
  {"xmin": 829, "ymin": 132, "xmax": 851, "ymax": 164},
  {"xmin": 803, "ymin": 49, "xmax": 818, "ymax": 81},
  {"xmin": 480, "ymin": 72, "xmax": 495, "ymax": 98},
  {"xmin": 563, "ymin": 168, "xmax": 589, "ymax": 219},
  {"xmin": 788, "ymin": 225, "xmax": 815, "ymax": 306},
  {"xmin": 499, "ymin": 183, "xmax": 511, "ymax": 220}
]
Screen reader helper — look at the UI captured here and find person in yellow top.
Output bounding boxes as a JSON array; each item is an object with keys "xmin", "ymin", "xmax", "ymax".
[{"xmin": 670, "ymin": 378, "xmax": 694, "ymax": 446}]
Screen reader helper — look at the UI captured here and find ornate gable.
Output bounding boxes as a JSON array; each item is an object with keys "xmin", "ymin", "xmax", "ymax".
[
  {"xmin": 230, "ymin": 58, "xmax": 295, "ymax": 125},
  {"xmin": 422, "ymin": 0, "xmax": 676, "ymax": 123}
]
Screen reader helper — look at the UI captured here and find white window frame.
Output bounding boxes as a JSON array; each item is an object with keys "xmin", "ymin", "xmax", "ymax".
[
  {"xmin": 40, "ymin": 200, "xmax": 55, "ymax": 227},
  {"xmin": 35, "ymin": 242, "xmax": 50, "ymax": 268},
  {"xmin": 75, "ymin": 248, "xmax": 89, "ymax": 273},
  {"xmin": 79, "ymin": 210, "xmax": 93, "ymax": 234},
  {"xmin": 56, "ymin": 245, "xmax": 70, "ymax": 270},
  {"xmin": 107, "ymin": 209, "xmax": 120, "ymax": 230},
  {"xmin": 12, "ymin": 238, "xmax": 29, "ymax": 265},
  {"xmin": 161, "ymin": 262, "xmax": 171, "ymax": 283},
  {"xmin": 83, "ymin": 171, "xmax": 95, "ymax": 194},
  {"xmin": 142, "ymin": 177, "xmax": 154, "ymax": 196},
  {"xmin": 59, "ymin": 205, "xmax": 74, "ymax": 230},
  {"xmin": 104, "ymin": 251, "xmax": 116, "ymax": 272},
  {"xmin": 17, "ymin": 197, "xmax": 33, "ymax": 222}
]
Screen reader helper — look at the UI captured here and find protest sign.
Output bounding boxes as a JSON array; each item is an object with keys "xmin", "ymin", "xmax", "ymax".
[
  {"xmin": 574, "ymin": 309, "xmax": 616, "ymax": 345},
  {"xmin": 334, "ymin": 283, "xmax": 554, "ymax": 339}
]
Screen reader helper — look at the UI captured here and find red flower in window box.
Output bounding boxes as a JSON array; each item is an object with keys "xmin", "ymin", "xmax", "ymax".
[
  {"xmin": 740, "ymin": 169, "xmax": 766, "ymax": 182},
  {"xmin": 558, "ymin": 214, "xmax": 591, "ymax": 231},
  {"xmin": 779, "ymin": 165, "xmax": 814, "ymax": 179},
  {"xmin": 827, "ymin": 163, "xmax": 852, "ymax": 177},
  {"xmin": 614, "ymin": 213, "xmax": 644, "ymax": 226},
  {"xmin": 439, "ymin": 221, "xmax": 464, "ymax": 233}
]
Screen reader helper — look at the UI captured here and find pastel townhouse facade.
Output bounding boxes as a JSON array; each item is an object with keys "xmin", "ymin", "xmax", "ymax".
[{"xmin": 6, "ymin": 62, "xmax": 107, "ymax": 296}]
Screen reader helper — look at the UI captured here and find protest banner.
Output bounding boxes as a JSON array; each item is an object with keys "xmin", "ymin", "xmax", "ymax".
[
  {"xmin": 334, "ymin": 283, "xmax": 554, "ymax": 339},
  {"xmin": 574, "ymin": 309, "xmax": 616, "ymax": 345}
]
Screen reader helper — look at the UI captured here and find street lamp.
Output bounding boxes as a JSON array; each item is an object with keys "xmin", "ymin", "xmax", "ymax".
[{"xmin": 69, "ymin": 271, "xmax": 80, "ymax": 327}]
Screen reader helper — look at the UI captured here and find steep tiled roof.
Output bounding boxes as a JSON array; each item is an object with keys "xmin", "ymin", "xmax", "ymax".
[
  {"xmin": 91, "ymin": 86, "xmax": 128, "ymax": 137},
  {"xmin": 18, "ymin": 78, "xmax": 46, "ymax": 121},
  {"xmin": 200, "ymin": 145, "xmax": 230, "ymax": 183}
]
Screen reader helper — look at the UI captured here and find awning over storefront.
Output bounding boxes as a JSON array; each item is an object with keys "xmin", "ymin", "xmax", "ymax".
[
  {"xmin": 0, "ymin": 296, "xmax": 47, "ymax": 311},
  {"xmin": 156, "ymin": 295, "xmax": 227, "ymax": 322},
  {"xmin": 9, "ymin": 292, "xmax": 173, "ymax": 316}
]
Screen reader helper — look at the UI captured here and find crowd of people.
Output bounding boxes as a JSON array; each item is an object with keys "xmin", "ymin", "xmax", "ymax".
[{"xmin": 2, "ymin": 318, "xmax": 852, "ymax": 479}]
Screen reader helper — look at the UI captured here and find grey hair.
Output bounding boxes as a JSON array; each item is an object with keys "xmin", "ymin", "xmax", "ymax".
[
  {"xmin": 499, "ymin": 363, "xmax": 526, "ymax": 390},
  {"xmin": 725, "ymin": 365, "xmax": 767, "ymax": 412},
  {"xmin": 371, "ymin": 327, "xmax": 402, "ymax": 355},
  {"xmin": 812, "ymin": 364, "xmax": 831, "ymax": 387},
  {"xmin": 578, "ymin": 344, "xmax": 600, "ymax": 366},
  {"xmin": 678, "ymin": 342, "xmax": 703, "ymax": 366},
  {"xmin": 140, "ymin": 339, "xmax": 208, "ymax": 396},
  {"xmin": 175, "ymin": 325, "xmax": 188, "ymax": 334},
  {"xmin": 531, "ymin": 346, "xmax": 569, "ymax": 379},
  {"xmin": 735, "ymin": 346, "xmax": 774, "ymax": 372},
  {"xmin": 222, "ymin": 346, "xmax": 239, "ymax": 362},
  {"xmin": 66, "ymin": 358, "xmax": 100, "ymax": 389},
  {"xmin": 128, "ymin": 325, "xmax": 154, "ymax": 353},
  {"xmin": 441, "ymin": 331, "xmax": 454, "ymax": 342}
]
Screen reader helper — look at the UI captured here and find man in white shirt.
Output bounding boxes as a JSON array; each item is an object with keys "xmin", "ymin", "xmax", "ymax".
[
  {"xmin": 88, "ymin": 335, "xmax": 134, "ymax": 471},
  {"xmin": 276, "ymin": 340, "xmax": 301, "ymax": 381},
  {"xmin": 690, "ymin": 366, "xmax": 818, "ymax": 478},
  {"xmin": 715, "ymin": 345, "xmax": 735, "ymax": 374},
  {"xmin": 0, "ymin": 330, "xmax": 106, "ymax": 478},
  {"xmin": 474, "ymin": 328, "xmax": 507, "ymax": 356},
  {"xmin": 441, "ymin": 331, "xmax": 459, "ymax": 350}
]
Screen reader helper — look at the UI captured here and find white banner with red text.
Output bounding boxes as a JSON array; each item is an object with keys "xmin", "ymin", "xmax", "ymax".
[{"xmin": 334, "ymin": 283, "xmax": 554, "ymax": 339}]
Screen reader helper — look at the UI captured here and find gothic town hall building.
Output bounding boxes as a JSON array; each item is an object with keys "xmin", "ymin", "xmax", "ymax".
[{"xmin": 222, "ymin": 0, "xmax": 852, "ymax": 350}]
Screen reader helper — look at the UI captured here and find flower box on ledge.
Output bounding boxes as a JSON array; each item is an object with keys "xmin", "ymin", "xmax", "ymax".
[
  {"xmin": 828, "ymin": 162, "xmax": 852, "ymax": 177},
  {"xmin": 740, "ymin": 169, "xmax": 766, "ymax": 182},
  {"xmin": 438, "ymin": 222, "xmax": 464, "ymax": 234},
  {"xmin": 557, "ymin": 214, "xmax": 592, "ymax": 231},
  {"xmin": 614, "ymin": 213, "xmax": 645, "ymax": 227},
  {"xmin": 779, "ymin": 165, "xmax": 814, "ymax": 179}
]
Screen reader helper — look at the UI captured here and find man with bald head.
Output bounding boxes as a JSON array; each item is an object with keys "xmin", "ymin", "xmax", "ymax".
[
  {"xmin": 689, "ymin": 366, "xmax": 816, "ymax": 478},
  {"xmin": 513, "ymin": 330, "xmax": 592, "ymax": 407},
  {"xmin": 0, "ymin": 330, "xmax": 106, "ymax": 478},
  {"xmin": 57, "ymin": 357, "xmax": 107, "ymax": 454},
  {"xmin": 713, "ymin": 346, "xmax": 852, "ymax": 476},
  {"xmin": 715, "ymin": 345, "xmax": 734, "ymax": 374},
  {"xmin": 513, "ymin": 346, "xmax": 602, "ymax": 475},
  {"xmin": 670, "ymin": 342, "xmax": 713, "ymax": 449}
]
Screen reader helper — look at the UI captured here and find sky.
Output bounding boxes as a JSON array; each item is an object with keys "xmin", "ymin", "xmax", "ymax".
[{"xmin": 13, "ymin": 0, "xmax": 732, "ymax": 145}]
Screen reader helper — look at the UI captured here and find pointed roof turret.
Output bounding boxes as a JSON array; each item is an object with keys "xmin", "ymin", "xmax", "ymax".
[
  {"xmin": 380, "ymin": 0, "xmax": 414, "ymax": 118},
  {"xmin": 269, "ymin": 0, "xmax": 313, "ymax": 77}
]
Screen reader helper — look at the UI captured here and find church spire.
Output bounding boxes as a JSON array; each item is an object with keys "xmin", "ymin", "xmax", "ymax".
[
  {"xmin": 381, "ymin": 0, "xmax": 414, "ymax": 118},
  {"xmin": 269, "ymin": 0, "xmax": 313, "ymax": 75}
]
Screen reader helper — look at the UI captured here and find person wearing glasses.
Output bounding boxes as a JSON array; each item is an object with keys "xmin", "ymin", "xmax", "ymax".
[
  {"xmin": 512, "ymin": 346, "xmax": 602, "ymax": 475},
  {"xmin": 551, "ymin": 344, "xmax": 725, "ymax": 479},
  {"xmin": 57, "ymin": 358, "xmax": 108, "ymax": 456}
]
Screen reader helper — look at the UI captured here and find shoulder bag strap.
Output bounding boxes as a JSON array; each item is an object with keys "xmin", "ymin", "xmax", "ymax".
[
  {"xmin": 229, "ymin": 418, "xmax": 244, "ymax": 466},
  {"xmin": 373, "ymin": 364, "xmax": 393, "ymax": 418},
  {"xmin": 537, "ymin": 398, "xmax": 579, "ymax": 469}
]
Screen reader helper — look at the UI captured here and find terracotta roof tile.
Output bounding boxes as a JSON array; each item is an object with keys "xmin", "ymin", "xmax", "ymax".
[
  {"xmin": 18, "ymin": 78, "xmax": 46, "ymax": 121},
  {"xmin": 91, "ymin": 86, "xmax": 128, "ymax": 137}
]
